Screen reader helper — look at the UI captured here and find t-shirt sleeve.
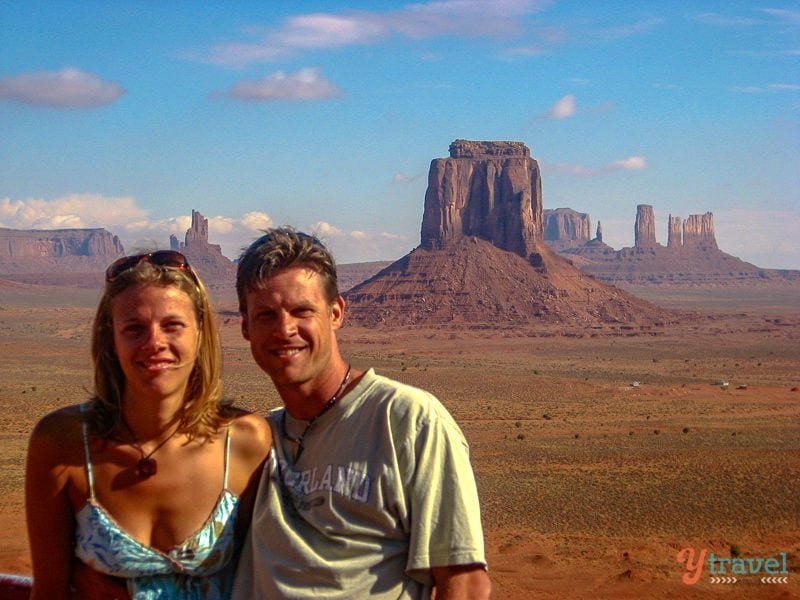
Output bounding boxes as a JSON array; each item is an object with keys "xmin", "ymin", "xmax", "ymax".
[{"xmin": 400, "ymin": 398, "xmax": 487, "ymax": 583}]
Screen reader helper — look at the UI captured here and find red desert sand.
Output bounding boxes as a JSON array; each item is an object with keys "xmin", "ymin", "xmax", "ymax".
[{"xmin": 1, "ymin": 281, "xmax": 798, "ymax": 599}]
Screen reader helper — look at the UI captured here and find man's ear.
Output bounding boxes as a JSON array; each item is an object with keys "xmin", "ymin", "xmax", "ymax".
[
  {"xmin": 330, "ymin": 295, "xmax": 345, "ymax": 330},
  {"xmin": 241, "ymin": 316, "xmax": 250, "ymax": 341}
]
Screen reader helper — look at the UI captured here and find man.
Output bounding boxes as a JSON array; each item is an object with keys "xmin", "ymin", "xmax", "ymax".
[{"xmin": 232, "ymin": 228, "xmax": 491, "ymax": 599}]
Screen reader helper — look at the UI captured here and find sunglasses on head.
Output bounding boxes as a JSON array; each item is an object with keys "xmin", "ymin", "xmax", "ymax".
[{"xmin": 105, "ymin": 250, "xmax": 194, "ymax": 282}]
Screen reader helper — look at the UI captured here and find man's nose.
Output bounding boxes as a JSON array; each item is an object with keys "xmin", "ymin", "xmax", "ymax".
[{"xmin": 275, "ymin": 312, "xmax": 298, "ymax": 338}]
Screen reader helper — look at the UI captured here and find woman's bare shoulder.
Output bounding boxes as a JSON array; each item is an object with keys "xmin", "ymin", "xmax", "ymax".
[
  {"xmin": 27, "ymin": 404, "xmax": 86, "ymax": 469},
  {"xmin": 227, "ymin": 409, "xmax": 272, "ymax": 456},
  {"xmin": 31, "ymin": 405, "xmax": 84, "ymax": 443}
]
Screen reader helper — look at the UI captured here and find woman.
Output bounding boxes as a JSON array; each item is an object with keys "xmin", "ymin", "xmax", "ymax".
[{"xmin": 25, "ymin": 250, "xmax": 271, "ymax": 599}]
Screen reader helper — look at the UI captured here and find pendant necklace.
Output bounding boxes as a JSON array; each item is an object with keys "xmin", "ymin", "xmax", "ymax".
[
  {"xmin": 282, "ymin": 364, "xmax": 352, "ymax": 461},
  {"xmin": 120, "ymin": 415, "xmax": 181, "ymax": 478}
]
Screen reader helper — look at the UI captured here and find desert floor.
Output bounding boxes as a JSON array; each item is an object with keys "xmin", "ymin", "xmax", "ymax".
[{"xmin": 1, "ymin": 282, "xmax": 799, "ymax": 599}]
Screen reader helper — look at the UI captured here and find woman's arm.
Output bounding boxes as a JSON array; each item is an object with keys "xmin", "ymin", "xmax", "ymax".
[
  {"xmin": 25, "ymin": 410, "xmax": 80, "ymax": 600},
  {"xmin": 229, "ymin": 412, "xmax": 272, "ymax": 540}
]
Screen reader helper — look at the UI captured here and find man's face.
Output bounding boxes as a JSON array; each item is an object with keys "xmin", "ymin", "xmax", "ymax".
[{"xmin": 241, "ymin": 266, "xmax": 344, "ymax": 394}]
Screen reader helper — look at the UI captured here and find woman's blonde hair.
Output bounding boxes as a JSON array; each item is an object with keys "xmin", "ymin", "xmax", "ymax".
[{"xmin": 87, "ymin": 259, "xmax": 225, "ymax": 440}]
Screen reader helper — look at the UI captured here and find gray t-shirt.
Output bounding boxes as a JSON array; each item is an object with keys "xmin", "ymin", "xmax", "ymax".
[{"xmin": 232, "ymin": 369, "xmax": 486, "ymax": 599}]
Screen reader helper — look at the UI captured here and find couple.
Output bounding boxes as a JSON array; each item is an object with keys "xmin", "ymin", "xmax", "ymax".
[{"xmin": 26, "ymin": 228, "xmax": 491, "ymax": 599}]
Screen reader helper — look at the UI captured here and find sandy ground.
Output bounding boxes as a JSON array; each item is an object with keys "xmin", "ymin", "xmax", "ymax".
[{"xmin": 1, "ymin": 283, "xmax": 799, "ymax": 598}]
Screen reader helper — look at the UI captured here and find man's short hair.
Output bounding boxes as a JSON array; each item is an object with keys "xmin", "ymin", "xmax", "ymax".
[{"xmin": 236, "ymin": 227, "xmax": 339, "ymax": 315}]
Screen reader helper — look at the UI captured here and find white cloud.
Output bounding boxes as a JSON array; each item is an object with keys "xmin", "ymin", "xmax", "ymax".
[
  {"xmin": 761, "ymin": 8, "xmax": 800, "ymax": 24},
  {"xmin": 730, "ymin": 83, "xmax": 800, "ymax": 93},
  {"xmin": 392, "ymin": 172, "xmax": 424, "ymax": 183},
  {"xmin": 240, "ymin": 211, "xmax": 274, "ymax": 231},
  {"xmin": 0, "ymin": 68, "xmax": 125, "ymax": 108},
  {"xmin": 212, "ymin": 67, "xmax": 341, "ymax": 102},
  {"xmin": 0, "ymin": 194, "xmax": 145, "ymax": 228},
  {"xmin": 544, "ymin": 94, "xmax": 576, "ymax": 119},
  {"xmin": 306, "ymin": 221, "xmax": 412, "ymax": 262},
  {"xmin": 590, "ymin": 18, "xmax": 664, "ymax": 40},
  {"xmin": 311, "ymin": 221, "xmax": 344, "ymax": 237},
  {"xmin": 545, "ymin": 155, "xmax": 648, "ymax": 176},
  {"xmin": 613, "ymin": 156, "xmax": 647, "ymax": 170},
  {"xmin": 499, "ymin": 45, "xmax": 545, "ymax": 59},
  {"xmin": 206, "ymin": 1, "xmax": 553, "ymax": 66},
  {"xmin": 691, "ymin": 13, "xmax": 761, "ymax": 27}
]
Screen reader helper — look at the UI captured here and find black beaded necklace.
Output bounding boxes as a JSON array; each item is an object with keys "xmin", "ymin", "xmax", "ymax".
[{"xmin": 281, "ymin": 365, "xmax": 352, "ymax": 461}]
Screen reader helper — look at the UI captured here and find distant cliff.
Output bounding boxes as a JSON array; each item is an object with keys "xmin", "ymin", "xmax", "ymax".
[
  {"xmin": 420, "ymin": 139, "xmax": 543, "ymax": 260},
  {"xmin": 0, "ymin": 210, "xmax": 236, "ymax": 287},
  {"xmin": 0, "ymin": 227, "xmax": 124, "ymax": 285},
  {"xmin": 551, "ymin": 205, "xmax": 799, "ymax": 286},
  {"xmin": 543, "ymin": 208, "xmax": 592, "ymax": 251},
  {"xmin": 0, "ymin": 227, "xmax": 123, "ymax": 259}
]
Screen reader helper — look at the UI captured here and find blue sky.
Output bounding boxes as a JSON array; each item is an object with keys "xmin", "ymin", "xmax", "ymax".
[{"xmin": 1, "ymin": 1, "xmax": 798, "ymax": 267}]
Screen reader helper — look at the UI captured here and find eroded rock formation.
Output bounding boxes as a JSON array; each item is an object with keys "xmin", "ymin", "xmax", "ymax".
[
  {"xmin": 667, "ymin": 215, "xmax": 682, "ymax": 249},
  {"xmin": 543, "ymin": 208, "xmax": 591, "ymax": 251},
  {"xmin": 634, "ymin": 204, "xmax": 657, "ymax": 248},
  {"xmin": 0, "ymin": 227, "xmax": 123, "ymax": 259},
  {"xmin": 345, "ymin": 140, "xmax": 669, "ymax": 327},
  {"xmin": 0, "ymin": 227, "xmax": 124, "ymax": 285},
  {"xmin": 420, "ymin": 139, "xmax": 543, "ymax": 260},
  {"xmin": 683, "ymin": 212, "xmax": 718, "ymax": 250},
  {"xmin": 557, "ymin": 206, "xmax": 797, "ymax": 286},
  {"xmin": 173, "ymin": 210, "xmax": 236, "ymax": 286}
]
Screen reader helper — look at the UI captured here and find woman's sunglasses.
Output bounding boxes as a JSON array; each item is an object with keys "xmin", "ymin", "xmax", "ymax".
[{"xmin": 105, "ymin": 250, "xmax": 195, "ymax": 282}]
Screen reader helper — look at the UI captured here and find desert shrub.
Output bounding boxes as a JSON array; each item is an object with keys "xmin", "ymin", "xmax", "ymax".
[
  {"xmin": 730, "ymin": 544, "xmax": 741, "ymax": 558},
  {"xmin": 682, "ymin": 427, "xmax": 690, "ymax": 434},
  {"xmin": 653, "ymin": 429, "xmax": 660, "ymax": 435}
]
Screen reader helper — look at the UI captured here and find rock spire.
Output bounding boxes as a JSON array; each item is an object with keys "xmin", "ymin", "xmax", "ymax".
[{"xmin": 634, "ymin": 204, "xmax": 657, "ymax": 248}]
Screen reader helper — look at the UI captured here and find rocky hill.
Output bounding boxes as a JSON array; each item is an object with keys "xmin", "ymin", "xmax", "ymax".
[
  {"xmin": 344, "ymin": 140, "xmax": 668, "ymax": 327},
  {"xmin": 556, "ymin": 205, "xmax": 800, "ymax": 286}
]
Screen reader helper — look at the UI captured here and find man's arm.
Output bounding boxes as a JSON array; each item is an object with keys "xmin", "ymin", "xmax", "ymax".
[{"xmin": 432, "ymin": 564, "xmax": 491, "ymax": 599}]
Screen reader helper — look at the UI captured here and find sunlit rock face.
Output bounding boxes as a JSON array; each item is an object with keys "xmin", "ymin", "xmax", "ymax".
[{"xmin": 420, "ymin": 139, "xmax": 543, "ymax": 260}]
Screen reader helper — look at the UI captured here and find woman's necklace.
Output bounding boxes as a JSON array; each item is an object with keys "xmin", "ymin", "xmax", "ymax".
[
  {"xmin": 282, "ymin": 365, "xmax": 352, "ymax": 462},
  {"xmin": 120, "ymin": 415, "xmax": 182, "ymax": 478}
]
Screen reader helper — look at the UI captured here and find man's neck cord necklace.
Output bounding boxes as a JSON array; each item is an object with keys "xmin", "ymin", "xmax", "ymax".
[{"xmin": 282, "ymin": 364, "xmax": 352, "ymax": 461}]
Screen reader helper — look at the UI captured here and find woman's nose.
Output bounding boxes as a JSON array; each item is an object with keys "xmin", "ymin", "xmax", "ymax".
[{"xmin": 142, "ymin": 326, "xmax": 167, "ymax": 350}]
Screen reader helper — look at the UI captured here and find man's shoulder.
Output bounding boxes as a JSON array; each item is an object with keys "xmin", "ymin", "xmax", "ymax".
[
  {"xmin": 361, "ymin": 369, "xmax": 436, "ymax": 404},
  {"xmin": 358, "ymin": 369, "xmax": 457, "ymax": 425}
]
